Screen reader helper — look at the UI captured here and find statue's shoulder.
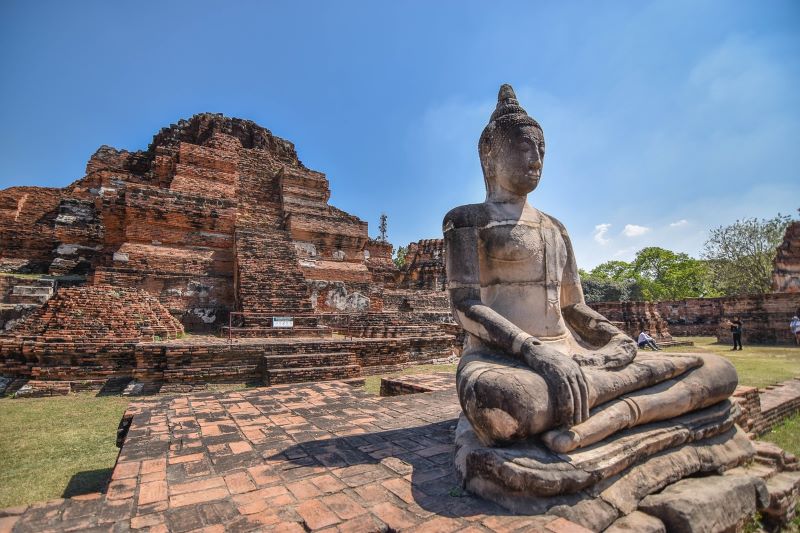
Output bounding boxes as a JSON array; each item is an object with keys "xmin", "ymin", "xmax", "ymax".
[
  {"xmin": 443, "ymin": 203, "xmax": 488, "ymax": 232},
  {"xmin": 540, "ymin": 211, "xmax": 568, "ymax": 234},
  {"xmin": 540, "ymin": 211, "xmax": 575, "ymax": 247}
]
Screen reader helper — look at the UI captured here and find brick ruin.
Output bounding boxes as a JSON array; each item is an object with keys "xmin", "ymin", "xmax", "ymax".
[
  {"xmin": 0, "ymin": 114, "xmax": 457, "ymax": 392},
  {"xmin": 656, "ymin": 293, "xmax": 800, "ymax": 344},
  {"xmin": 773, "ymin": 220, "xmax": 800, "ymax": 293},
  {"xmin": 395, "ymin": 238, "xmax": 446, "ymax": 291},
  {"xmin": 588, "ymin": 300, "xmax": 674, "ymax": 343}
]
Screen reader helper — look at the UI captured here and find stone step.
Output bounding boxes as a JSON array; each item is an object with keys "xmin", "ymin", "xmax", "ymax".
[
  {"xmin": 262, "ymin": 352, "xmax": 357, "ymax": 369},
  {"xmin": 264, "ymin": 364, "xmax": 362, "ymax": 385}
]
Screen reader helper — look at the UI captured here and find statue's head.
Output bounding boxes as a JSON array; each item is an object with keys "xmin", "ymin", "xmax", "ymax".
[{"xmin": 479, "ymin": 84, "xmax": 545, "ymax": 198}]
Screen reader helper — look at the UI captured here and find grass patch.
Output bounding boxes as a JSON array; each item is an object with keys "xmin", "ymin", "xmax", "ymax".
[
  {"xmin": 363, "ymin": 363, "xmax": 458, "ymax": 395},
  {"xmin": 665, "ymin": 336, "xmax": 800, "ymax": 388},
  {"xmin": 0, "ymin": 393, "xmax": 129, "ymax": 508},
  {"xmin": 759, "ymin": 411, "xmax": 800, "ymax": 457}
]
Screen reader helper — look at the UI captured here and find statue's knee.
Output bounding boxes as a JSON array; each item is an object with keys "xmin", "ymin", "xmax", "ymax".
[
  {"xmin": 695, "ymin": 353, "xmax": 738, "ymax": 395},
  {"xmin": 473, "ymin": 406, "xmax": 522, "ymax": 444},
  {"xmin": 459, "ymin": 363, "xmax": 554, "ymax": 441}
]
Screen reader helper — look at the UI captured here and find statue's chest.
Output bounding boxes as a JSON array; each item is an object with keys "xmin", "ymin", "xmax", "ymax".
[
  {"xmin": 479, "ymin": 222, "xmax": 566, "ymax": 281},
  {"xmin": 482, "ymin": 224, "xmax": 544, "ymax": 262}
]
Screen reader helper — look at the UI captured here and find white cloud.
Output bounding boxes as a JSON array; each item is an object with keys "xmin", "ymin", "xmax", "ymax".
[
  {"xmin": 669, "ymin": 219, "xmax": 689, "ymax": 228},
  {"xmin": 622, "ymin": 224, "xmax": 651, "ymax": 237},
  {"xmin": 593, "ymin": 223, "xmax": 612, "ymax": 245}
]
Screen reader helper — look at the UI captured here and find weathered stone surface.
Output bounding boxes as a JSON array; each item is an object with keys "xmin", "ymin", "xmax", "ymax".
[
  {"xmin": 589, "ymin": 301, "xmax": 673, "ymax": 343},
  {"xmin": 638, "ymin": 474, "xmax": 768, "ymax": 533},
  {"xmin": 763, "ymin": 470, "xmax": 800, "ymax": 525},
  {"xmin": 0, "ymin": 286, "xmax": 183, "ymax": 381},
  {"xmin": 604, "ymin": 511, "xmax": 665, "ymax": 533},
  {"xmin": 396, "ymin": 239, "xmax": 446, "ymax": 290},
  {"xmin": 455, "ymin": 402, "xmax": 748, "ymax": 496}
]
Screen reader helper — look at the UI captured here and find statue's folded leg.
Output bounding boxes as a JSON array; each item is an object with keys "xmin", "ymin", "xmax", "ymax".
[
  {"xmin": 542, "ymin": 354, "xmax": 738, "ymax": 453},
  {"xmin": 458, "ymin": 351, "xmax": 709, "ymax": 447},
  {"xmin": 457, "ymin": 352, "xmax": 555, "ymax": 446}
]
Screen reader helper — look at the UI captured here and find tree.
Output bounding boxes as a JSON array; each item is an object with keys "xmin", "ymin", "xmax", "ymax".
[
  {"xmin": 393, "ymin": 245, "xmax": 407, "ymax": 269},
  {"xmin": 580, "ymin": 248, "xmax": 713, "ymax": 302},
  {"xmin": 702, "ymin": 214, "xmax": 793, "ymax": 296},
  {"xmin": 631, "ymin": 247, "xmax": 714, "ymax": 300},
  {"xmin": 580, "ymin": 262, "xmax": 643, "ymax": 302},
  {"xmin": 378, "ymin": 213, "xmax": 388, "ymax": 242},
  {"xmin": 589, "ymin": 260, "xmax": 634, "ymax": 282}
]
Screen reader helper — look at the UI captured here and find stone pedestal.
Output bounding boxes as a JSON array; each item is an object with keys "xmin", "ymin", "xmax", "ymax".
[{"xmin": 454, "ymin": 401, "xmax": 759, "ymax": 531}]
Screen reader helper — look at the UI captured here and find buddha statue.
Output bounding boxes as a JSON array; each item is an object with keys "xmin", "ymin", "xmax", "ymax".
[{"xmin": 446, "ymin": 86, "xmax": 756, "ymax": 526}]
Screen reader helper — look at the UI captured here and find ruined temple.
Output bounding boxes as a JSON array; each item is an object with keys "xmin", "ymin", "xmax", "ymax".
[
  {"xmin": 0, "ymin": 113, "xmax": 407, "ymax": 329},
  {"xmin": 0, "ymin": 114, "xmax": 457, "ymax": 391}
]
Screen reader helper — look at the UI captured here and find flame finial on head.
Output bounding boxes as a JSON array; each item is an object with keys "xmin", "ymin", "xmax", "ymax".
[
  {"xmin": 480, "ymin": 84, "xmax": 543, "ymax": 151},
  {"xmin": 490, "ymin": 84, "xmax": 530, "ymax": 122}
]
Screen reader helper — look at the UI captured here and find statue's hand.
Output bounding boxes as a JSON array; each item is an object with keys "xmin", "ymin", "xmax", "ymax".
[{"xmin": 520, "ymin": 339, "xmax": 589, "ymax": 426}]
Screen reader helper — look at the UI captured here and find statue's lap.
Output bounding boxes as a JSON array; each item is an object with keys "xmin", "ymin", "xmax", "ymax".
[{"xmin": 457, "ymin": 349, "xmax": 738, "ymax": 449}]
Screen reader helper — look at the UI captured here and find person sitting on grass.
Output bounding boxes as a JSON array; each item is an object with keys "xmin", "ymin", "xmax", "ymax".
[{"xmin": 637, "ymin": 330, "xmax": 661, "ymax": 351}]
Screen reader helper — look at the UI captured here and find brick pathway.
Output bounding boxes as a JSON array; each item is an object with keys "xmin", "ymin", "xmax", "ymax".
[{"xmin": 1, "ymin": 381, "xmax": 587, "ymax": 532}]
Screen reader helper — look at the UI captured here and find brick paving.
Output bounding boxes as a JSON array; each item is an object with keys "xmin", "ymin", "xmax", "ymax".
[{"xmin": 0, "ymin": 380, "xmax": 588, "ymax": 532}]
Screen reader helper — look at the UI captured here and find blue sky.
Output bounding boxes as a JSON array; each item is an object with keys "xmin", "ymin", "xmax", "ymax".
[{"xmin": 1, "ymin": 0, "xmax": 798, "ymax": 268}]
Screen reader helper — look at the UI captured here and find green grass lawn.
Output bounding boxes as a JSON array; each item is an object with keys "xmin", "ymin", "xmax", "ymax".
[
  {"xmin": 0, "ymin": 393, "xmax": 129, "ymax": 508},
  {"xmin": 363, "ymin": 363, "xmax": 458, "ymax": 395},
  {"xmin": 664, "ymin": 336, "xmax": 800, "ymax": 388},
  {"xmin": 760, "ymin": 411, "xmax": 800, "ymax": 457}
]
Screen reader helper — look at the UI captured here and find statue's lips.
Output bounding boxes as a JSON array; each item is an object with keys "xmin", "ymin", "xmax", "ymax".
[{"xmin": 525, "ymin": 171, "xmax": 541, "ymax": 179}]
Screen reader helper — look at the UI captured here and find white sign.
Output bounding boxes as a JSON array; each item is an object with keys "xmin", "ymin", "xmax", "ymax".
[{"xmin": 272, "ymin": 316, "xmax": 294, "ymax": 328}]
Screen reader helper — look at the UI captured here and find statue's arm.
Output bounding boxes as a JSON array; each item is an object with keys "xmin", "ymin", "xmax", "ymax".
[{"xmin": 444, "ymin": 216, "xmax": 533, "ymax": 357}]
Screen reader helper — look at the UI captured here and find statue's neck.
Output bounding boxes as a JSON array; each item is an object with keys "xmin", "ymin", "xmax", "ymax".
[{"xmin": 486, "ymin": 190, "xmax": 527, "ymax": 206}]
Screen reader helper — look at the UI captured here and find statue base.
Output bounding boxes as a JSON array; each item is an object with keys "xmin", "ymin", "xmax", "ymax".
[{"xmin": 454, "ymin": 401, "xmax": 763, "ymax": 531}]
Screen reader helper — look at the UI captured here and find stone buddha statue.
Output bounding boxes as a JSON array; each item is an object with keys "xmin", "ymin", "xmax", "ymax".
[{"xmin": 446, "ymin": 85, "xmax": 756, "ymax": 527}]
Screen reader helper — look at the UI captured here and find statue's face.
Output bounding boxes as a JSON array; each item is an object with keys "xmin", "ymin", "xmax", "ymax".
[{"xmin": 490, "ymin": 124, "xmax": 545, "ymax": 196}]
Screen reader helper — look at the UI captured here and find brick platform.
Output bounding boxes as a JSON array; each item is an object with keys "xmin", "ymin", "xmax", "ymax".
[
  {"xmin": 1, "ymin": 381, "xmax": 588, "ymax": 532},
  {"xmin": 379, "ymin": 372, "xmax": 454, "ymax": 396}
]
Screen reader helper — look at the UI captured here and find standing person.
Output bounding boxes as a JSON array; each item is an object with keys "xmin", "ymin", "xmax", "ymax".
[
  {"xmin": 637, "ymin": 330, "xmax": 661, "ymax": 351},
  {"xmin": 790, "ymin": 315, "xmax": 800, "ymax": 346},
  {"xmin": 729, "ymin": 318, "xmax": 743, "ymax": 351}
]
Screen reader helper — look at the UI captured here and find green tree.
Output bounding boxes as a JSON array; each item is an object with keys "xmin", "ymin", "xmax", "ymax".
[
  {"xmin": 393, "ymin": 245, "xmax": 408, "ymax": 269},
  {"xmin": 580, "ymin": 261, "xmax": 643, "ymax": 302},
  {"xmin": 580, "ymin": 248, "xmax": 715, "ymax": 302},
  {"xmin": 631, "ymin": 247, "xmax": 714, "ymax": 300},
  {"xmin": 702, "ymin": 214, "xmax": 793, "ymax": 296},
  {"xmin": 589, "ymin": 260, "xmax": 634, "ymax": 282}
]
